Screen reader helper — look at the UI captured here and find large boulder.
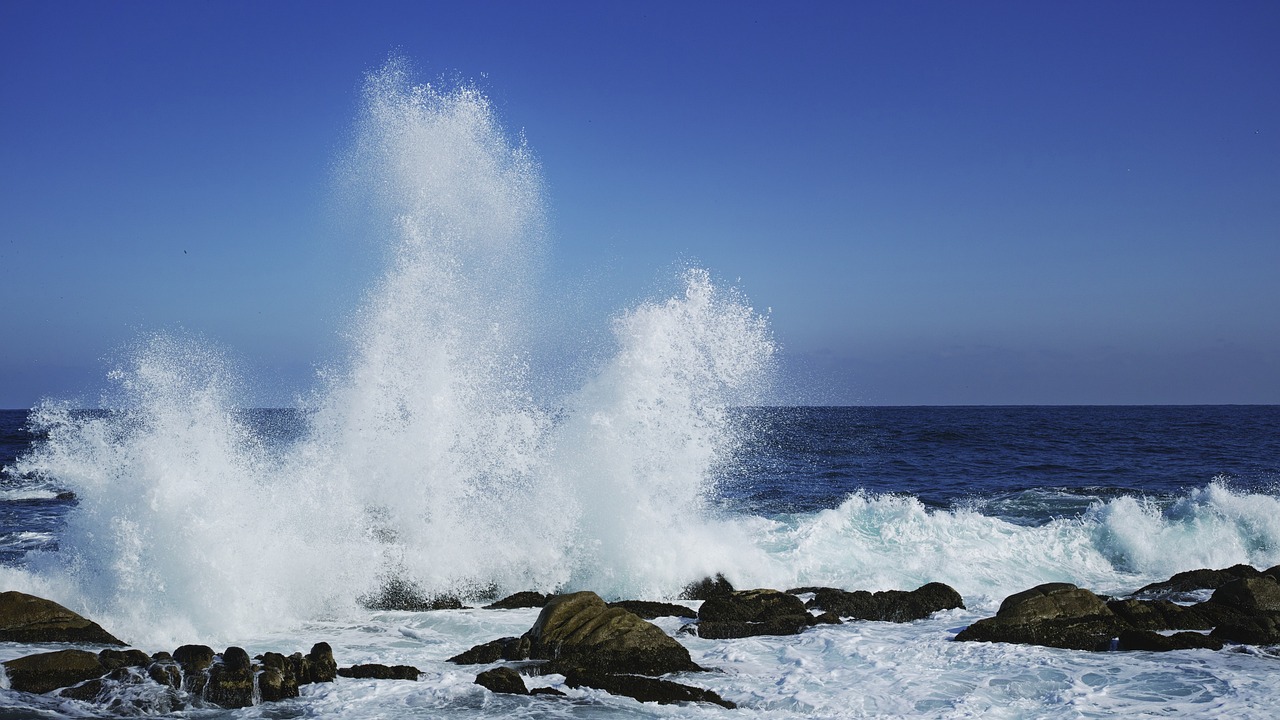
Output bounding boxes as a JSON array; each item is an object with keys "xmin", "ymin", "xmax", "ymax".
[
  {"xmin": 806, "ymin": 582, "xmax": 964, "ymax": 622},
  {"xmin": 954, "ymin": 583, "xmax": 1126, "ymax": 651},
  {"xmin": 172, "ymin": 644, "xmax": 215, "ymax": 696},
  {"xmin": 2, "ymin": 648, "xmax": 107, "ymax": 694},
  {"xmin": 697, "ymin": 589, "xmax": 810, "ymax": 639},
  {"xmin": 0, "ymin": 591, "xmax": 125, "ymax": 645},
  {"xmin": 526, "ymin": 591, "xmax": 700, "ymax": 675},
  {"xmin": 256, "ymin": 652, "xmax": 301, "ymax": 702}
]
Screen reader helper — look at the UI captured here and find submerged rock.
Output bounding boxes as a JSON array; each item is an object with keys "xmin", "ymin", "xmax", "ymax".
[
  {"xmin": 698, "ymin": 589, "xmax": 810, "ymax": 639},
  {"xmin": 2, "ymin": 649, "xmax": 108, "ymax": 694},
  {"xmin": 474, "ymin": 666, "xmax": 528, "ymax": 695},
  {"xmin": 564, "ymin": 669, "xmax": 735, "ymax": 709},
  {"xmin": 527, "ymin": 591, "xmax": 701, "ymax": 675},
  {"xmin": 338, "ymin": 663, "xmax": 421, "ymax": 680},
  {"xmin": 0, "ymin": 590, "xmax": 125, "ymax": 645}
]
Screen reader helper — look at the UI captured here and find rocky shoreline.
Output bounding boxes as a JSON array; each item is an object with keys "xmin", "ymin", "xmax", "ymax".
[{"xmin": 4, "ymin": 565, "xmax": 1280, "ymax": 713}]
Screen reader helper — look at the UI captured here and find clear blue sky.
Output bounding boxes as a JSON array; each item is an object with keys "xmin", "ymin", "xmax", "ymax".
[{"xmin": 2, "ymin": 0, "xmax": 1277, "ymax": 407}]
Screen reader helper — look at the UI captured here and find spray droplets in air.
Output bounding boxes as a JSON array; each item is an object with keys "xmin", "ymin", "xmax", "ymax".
[{"xmin": 12, "ymin": 58, "xmax": 777, "ymax": 642}]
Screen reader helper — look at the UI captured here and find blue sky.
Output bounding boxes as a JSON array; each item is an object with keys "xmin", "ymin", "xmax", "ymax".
[{"xmin": 2, "ymin": 1, "xmax": 1277, "ymax": 407}]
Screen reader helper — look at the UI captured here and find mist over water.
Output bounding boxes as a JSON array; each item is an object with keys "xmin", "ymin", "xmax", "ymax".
[{"xmin": 5, "ymin": 60, "xmax": 777, "ymax": 645}]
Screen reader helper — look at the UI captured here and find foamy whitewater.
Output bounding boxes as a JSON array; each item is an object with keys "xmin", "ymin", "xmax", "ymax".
[{"xmin": 3, "ymin": 60, "xmax": 1280, "ymax": 717}]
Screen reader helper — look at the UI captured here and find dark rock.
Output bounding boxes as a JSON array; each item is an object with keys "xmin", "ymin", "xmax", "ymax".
[
  {"xmin": 55, "ymin": 491, "xmax": 77, "ymax": 501},
  {"xmin": 2, "ymin": 649, "xmax": 107, "ymax": 694},
  {"xmin": 681, "ymin": 574, "xmax": 735, "ymax": 600},
  {"xmin": 97, "ymin": 648, "xmax": 151, "ymax": 670},
  {"xmin": 360, "ymin": 575, "xmax": 463, "ymax": 611},
  {"xmin": 338, "ymin": 663, "xmax": 421, "ymax": 680},
  {"xmin": 1133, "ymin": 564, "xmax": 1263, "ymax": 599},
  {"xmin": 304, "ymin": 642, "xmax": 337, "ymax": 683},
  {"xmin": 527, "ymin": 591, "xmax": 700, "ymax": 676},
  {"xmin": 205, "ymin": 647, "xmax": 254, "ymax": 709},
  {"xmin": 485, "ymin": 591, "xmax": 550, "ymax": 609},
  {"xmin": 1205, "ymin": 576, "xmax": 1280, "ymax": 614},
  {"xmin": 608, "ymin": 600, "xmax": 697, "ymax": 619},
  {"xmin": 1211, "ymin": 615, "xmax": 1280, "ymax": 645},
  {"xmin": 807, "ymin": 582, "xmax": 964, "ymax": 623},
  {"xmin": 954, "ymin": 583, "xmax": 1127, "ymax": 651},
  {"xmin": 810, "ymin": 611, "xmax": 842, "ymax": 625},
  {"xmin": 0, "ymin": 590, "xmax": 125, "ymax": 645},
  {"xmin": 172, "ymin": 644, "xmax": 215, "ymax": 696},
  {"xmin": 1106, "ymin": 598, "xmax": 1217, "ymax": 631},
  {"xmin": 785, "ymin": 586, "xmax": 832, "ymax": 595},
  {"xmin": 474, "ymin": 666, "xmax": 528, "ymax": 695},
  {"xmin": 147, "ymin": 658, "xmax": 181, "ymax": 689},
  {"xmin": 531, "ymin": 686, "xmax": 567, "ymax": 696},
  {"xmin": 698, "ymin": 589, "xmax": 811, "ymax": 639},
  {"xmin": 448, "ymin": 635, "xmax": 530, "ymax": 664},
  {"xmin": 256, "ymin": 651, "xmax": 300, "ymax": 702},
  {"xmin": 1117, "ymin": 629, "xmax": 1225, "ymax": 652},
  {"xmin": 564, "ymin": 669, "xmax": 735, "ymax": 709}
]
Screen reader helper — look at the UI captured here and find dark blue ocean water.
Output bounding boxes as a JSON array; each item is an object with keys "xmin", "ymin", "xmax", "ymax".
[{"xmin": 5, "ymin": 406, "xmax": 1279, "ymax": 568}]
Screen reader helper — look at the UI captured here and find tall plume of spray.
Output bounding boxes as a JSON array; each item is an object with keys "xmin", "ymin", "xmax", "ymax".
[{"xmin": 8, "ymin": 59, "xmax": 776, "ymax": 644}]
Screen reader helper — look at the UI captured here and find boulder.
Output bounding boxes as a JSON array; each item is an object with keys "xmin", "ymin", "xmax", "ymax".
[
  {"xmin": 337, "ymin": 663, "xmax": 421, "ymax": 680},
  {"xmin": 1211, "ymin": 615, "xmax": 1280, "ymax": 645},
  {"xmin": 0, "ymin": 591, "xmax": 125, "ymax": 645},
  {"xmin": 608, "ymin": 600, "xmax": 697, "ymax": 619},
  {"xmin": 1116, "ymin": 629, "xmax": 1225, "ymax": 652},
  {"xmin": 1205, "ymin": 576, "xmax": 1280, "ymax": 614},
  {"xmin": 303, "ymin": 642, "xmax": 338, "ymax": 684},
  {"xmin": 474, "ymin": 666, "xmax": 528, "ymax": 694},
  {"xmin": 681, "ymin": 574, "xmax": 735, "ymax": 600},
  {"xmin": 448, "ymin": 635, "xmax": 530, "ymax": 664},
  {"xmin": 564, "ymin": 669, "xmax": 735, "ymax": 708},
  {"xmin": 97, "ymin": 648, "xmax": 151, "ymax": 670},
  {"xmin": 954, "ymin": 583, "xmax": 1126, "ymax": 651},
  {"xmin": 697, "ymin": 589, "xmax": 810, "ymax": 639},
  {"xmin": 205, "ymin": 647, "xmax": 254, "ymax": 709},
  {"xmin": 526, "ymin": 591, "xmax": 700, "ymax": 675},
  {"xmin": 2, "ymin": 648, "xmax": 107, "ymax": 694},
  {"xmin": 1133, "ymin": 564, "xmax": 1263, "ymax": 599},
  {"xmin": 256, "ymin": 652, "xmax": 300, "ymax": 702},
  {"xmin": 1105, "ymin": 598, "xmax": 1216, "ymax": 631},
  {"xmin": 807, "ymin": 582, "xmax": 964, "ymax": 622},
  {"xmin": 172, "ymin": 644, "xmax": 215, "ymax": 696},
  {"xmin": 485, "ymin": 591, "xmax": 550, "ymax": 609}
]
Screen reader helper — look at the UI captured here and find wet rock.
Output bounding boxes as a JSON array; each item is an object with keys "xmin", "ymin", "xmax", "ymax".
[
  {"xmin": 172, "ymin": 644, "xmax": 215, "ymax": 696},
  {"xmin": 474, "ymin": 666, "xmax": 528, "ymax": 694},
  {"xmin": 360, "ymin": 575, "xmax": 464, "ymax": 611},
  {"xmin": 681, "ymin": 574, "xmax": 734, "ymax": 600},
  {"xmin": 1116, "ymin": 629, "xmax": 1225, "ymax": 652},
  {"xmin": 485, "ymin": 591, "xmax": 550, "ymax": 609},
  {"xmin": 531, "ymin": 686, "xmax": 567, "ymax": 696},
  {"xmin": 608, "ymin": 600, "xmax": 697, "ymax": 619},
  {"xmin": 2, "ymin": 648, "xmax": 107, "ymax": 694},
  {"xmin": 256, "ymin": 651, "xmax": 300, "ymax": 702},
  {"xmin": 564, "ymin": 669, "xmax": 735, "ymax": 708},
  {"xmin": 527, "ymin": 591, "xmax": 700, "ymax": 675},
  {"xmin": 337, "ymin": 663, "xmax": 421, "ymax": 680},
  {"xmin": 0, "ymin": 590, "xmax": 125, "ymax": 645},
  {"xmin": 1106, "ymin": 598, "xmax": 1216, "ymax": 631},
  {"xmin": 1210, "ymin": 614, "xmax": 1280, "ymax": 645},
  {"xmin": 697, "ymin": 589, "xmax": 811, "ymax": 639},
  {"xmin": 205, "ymin": 647, "xmax": 254, "ymax": 709},
  {"xmin": 97, "ymin": 648, "xmax": 151, "ymax": 671},
  {"xmin": 954, "ymin": 583, "xmax": 1126, "ymax": 651},
  {"xmin": 1205, "ymin": 576, "xmax": 1280, "ymax": 614},
  {"xmin": 1133, "ymin": 564, "xmax": 1264, "ymax": 600},
  {"xmin": 807, "ymin": 582, "xmax": 964, "ymax": 622},
  {"xmin": 303, "ymin": 642, "xmax": 337, "ymax": 683},
  {"xmin": 448, "ymin": 635, "xmax": 531, "ymax": 664},
  {"xmin": 146, "ymin": 655, "xmax": 182, "ymax": 689}
]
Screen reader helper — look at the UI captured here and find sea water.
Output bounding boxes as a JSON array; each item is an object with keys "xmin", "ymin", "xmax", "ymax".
[{"xmin": 3, "ymin": 58, "xmax": 1280, "ymax": 718}]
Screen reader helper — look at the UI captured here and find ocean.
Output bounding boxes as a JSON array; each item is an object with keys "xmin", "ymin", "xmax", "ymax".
[{"xmin": 4, "ymin": 59, "xmax": 1280, "ymax": 717}]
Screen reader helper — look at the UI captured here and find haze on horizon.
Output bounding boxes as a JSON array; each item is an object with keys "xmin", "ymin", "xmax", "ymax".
[{"xmin": 1, "ymin": 1, "xmax": 1277, "ymax": 408}]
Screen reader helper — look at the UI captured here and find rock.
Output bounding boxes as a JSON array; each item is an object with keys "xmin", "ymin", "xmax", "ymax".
[
  {"xmin": 147, "ymin": 655, "xmax": 182, "ymax": 689},
  {"xmin": 256, "ymin": 652, "xmax": 300, "ymax": 702},
  {"xmin": 337, "ymin": 663, "xmax": 421, "ymax": 680},
  {"xmin": 807, "ymin": 582, "xmax": 964, "ymax": 622},
  {"xmin": 2, "ymin": 648, "xmax": 107, "ymax": 694},
  {"xmin": 360, "ymin": 575, "xmax": 463, "ymax": 611},
  {"xmin": 474, "ymin": 666, "xmax": 528, "ymax": 694},
  {"xmin": 485, "ymin": 591, "xmax": 550, "ymax": 609},
  {"xmin": 0, "ymin": 590, "xmax": 125, "ymax": 645},
  {"xmin": 303, "ymin": 642, "xmax": 337, "ymax": 683},
  {"xmin": 1116, "ymin": 629, "xmax": 1225, "ymax": 652},
  {"xmin": 1106, "ymin": 598, "xmax": 1215, "ymax": 631},
  {"xmin": 697, "ymin": 589, "xmax": 811, "ymax": 639},
  {"xmin": 526, "ymin": 591, "xmax": 700, "ymax": 675},
  {"xmin": 97, "ymin": 648, "xmax": 151, "ymax": 670},
  {"xmin": 448, "ymin": 635, "xmax": 531, "ymax": 664},
  {"xmin": 172, "ymin": 644, "xmax": 215, "ymax": 696},
  {"xmin": 1205, "ymin": 576, "xmax": 1280, "ymax": 614},
  {"xmin": 531, "ymin": 686, "xmax": 567, "ymax": 696},
  {"xmin": 681, "ymin": 574, "xmax": 735, "ymax": 600},
  {"xmin": 1133, "ymin": 564, "xmax": 1263, "ymax": 600},
  {"xmin": 205, "ymin": 647, "xmax": 254, "ymax": 709},
  {"xmin": 954, "ymin": 583, "xmax": 1126, "ymax": 651},
  {"xmin": 1211, "ymin": 615, "xmax": 1280, "ymax": 645},
  {"xmin": 608, "ymin": 600, "xmax": 697, "ymax": 619},
  {"xmin": 564, "ymin": 669, "xmax": 735, "ymax": 708}
]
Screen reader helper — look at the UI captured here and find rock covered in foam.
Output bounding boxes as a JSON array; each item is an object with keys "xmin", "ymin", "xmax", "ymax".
[
  {"xmin": 0, "ymin": 590, "xmax": 125, "ymax": 645},
  {"xmin": 527, "ymin": 591, "xmax": 701, "ymax": 675}
]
